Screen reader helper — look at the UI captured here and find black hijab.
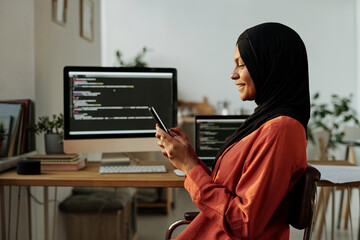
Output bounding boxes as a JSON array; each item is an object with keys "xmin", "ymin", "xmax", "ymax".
[{"xmin": 212, "ymin": 22, "xmax": 310, "ymax": 170}]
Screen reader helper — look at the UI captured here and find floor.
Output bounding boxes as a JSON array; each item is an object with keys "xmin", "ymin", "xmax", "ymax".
[{"xmin": 137, "ymin": 188, "xmax": 359, "ymax": 240}]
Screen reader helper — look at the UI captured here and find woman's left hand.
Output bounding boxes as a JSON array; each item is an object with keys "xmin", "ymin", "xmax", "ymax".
[{"xmin": 155, "ymin": 125, "xmax": 199, "ymax": 174}]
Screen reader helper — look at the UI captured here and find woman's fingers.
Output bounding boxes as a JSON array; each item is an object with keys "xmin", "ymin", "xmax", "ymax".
[
  {"xmin": 172, "ymin": 127, "xmax": 189, "ymax": 140},
  {"xmin": 156, "ymin": 126, "xmax": 178, "ymax": 152},
  {"xmin": 169, "ymin": 129, "xmax": 190, "ymax": 145},
  {"xmin": 161, "ymin": 149, "xmax": 168, "ymax": 158}
]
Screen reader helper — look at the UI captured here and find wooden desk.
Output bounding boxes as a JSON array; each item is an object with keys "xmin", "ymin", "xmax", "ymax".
[
  {"xmin": 0, "ymin": 161, "xmax": 185, "ymax": 240},
  {"xmin": 0, "ymin": 162, "xmax": 185, "ymax": 188}
]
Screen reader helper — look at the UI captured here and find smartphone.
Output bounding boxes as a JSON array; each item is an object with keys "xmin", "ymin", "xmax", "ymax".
[{"xmin": 148, "ymin": 107, "xmax": 169, "ymax": 134}]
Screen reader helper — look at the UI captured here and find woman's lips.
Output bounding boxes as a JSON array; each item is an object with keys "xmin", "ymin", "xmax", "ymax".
[{"xmin": 237, "ymin": 83, "xmax": 245, "ymax": 92}]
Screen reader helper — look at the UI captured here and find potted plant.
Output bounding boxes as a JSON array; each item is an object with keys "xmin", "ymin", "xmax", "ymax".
[
  {"xmin": 115, "ymin": 46, "xmax": 150, "ymax": 67},
  {"xmin": 0, "ymin": 121, "xmax": 5, "ymax": 149},
  {"xmin": 31, "ymin": 113, "xmax": 64, "ymax": 154},
  {"xmin": 308, "ymin": 92, "xmax": 360, "ymax": 158}
]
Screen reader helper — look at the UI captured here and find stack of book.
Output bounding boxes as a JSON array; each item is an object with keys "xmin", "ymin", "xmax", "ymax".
[
  {"xmin": 27, "ymin": 154, "xmax": 87, "ymax": 171},
  {"xmin": 0, "ymin": 99, "xmax": 36, "ymax": 158}
]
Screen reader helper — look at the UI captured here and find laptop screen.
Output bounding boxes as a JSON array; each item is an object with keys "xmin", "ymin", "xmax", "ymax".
[{"xmin": 195, "ymin": 115, "xmax": 249, "ymax": 167}]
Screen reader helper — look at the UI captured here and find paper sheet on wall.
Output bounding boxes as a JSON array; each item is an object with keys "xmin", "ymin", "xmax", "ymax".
[
  {"xmin": 311, "ymin": 165, "xmax": 360, "ymax": 184},
  {"xmin": 82, "ymin": 2, "xmax": 92, "ymax": 37},
  {"xmin": 56, "ymin": 0, "xmax": 64, "ymax": 23}
]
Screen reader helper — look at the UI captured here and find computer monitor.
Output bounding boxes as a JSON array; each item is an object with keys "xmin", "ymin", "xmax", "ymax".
[
  {"xmin": 195, "ymin": 115, "xmax": 249, "ymax": 167},
  {"xmin": 63, "ymin": 66, "xmax": 177, "ymax": 161}
]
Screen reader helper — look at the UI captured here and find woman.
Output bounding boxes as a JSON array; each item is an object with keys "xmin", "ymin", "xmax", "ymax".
[{"xmin": 156, "ymin": 22, "xmax": 310, "ymax": 239}]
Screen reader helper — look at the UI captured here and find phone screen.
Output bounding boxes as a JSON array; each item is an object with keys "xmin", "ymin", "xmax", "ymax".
[{"xmin": 148, "ymin": 107, "xmax": 169, "ymax": 134}]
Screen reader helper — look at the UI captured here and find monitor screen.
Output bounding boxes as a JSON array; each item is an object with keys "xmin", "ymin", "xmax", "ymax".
[
  {"xmin": 195, "ymin": 115, "xmax": 248, "ymax": 166},
  {"xmin": 63, "ymin": 66, "xmax": 177, "ymax": 155}
]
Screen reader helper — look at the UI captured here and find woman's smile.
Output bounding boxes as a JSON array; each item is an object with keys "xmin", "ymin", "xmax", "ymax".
[{"xmin": 237, "ymin": 82, "xmax": 246, "ymax": 92}]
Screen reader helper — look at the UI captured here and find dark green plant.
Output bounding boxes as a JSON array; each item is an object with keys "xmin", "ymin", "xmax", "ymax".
[
  {"xmin": 308, "ymin": 92, "xmax": 360, "ymax": 148},
  {"xmin": 115, "ymin": 47, "xmax": 150, "ymax": 67},
  {"xmin": 31, "ymin": 113, "xmax": 64, "ymax": 135},
  {"xmin": 0, "ymin": 121, "xmax": 5, "ymax": 141}
]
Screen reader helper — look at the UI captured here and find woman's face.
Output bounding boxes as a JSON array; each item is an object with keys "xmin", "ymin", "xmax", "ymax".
[{"xmin": 231, "ymin": 45, "xmax": 257, "ymax": 101}]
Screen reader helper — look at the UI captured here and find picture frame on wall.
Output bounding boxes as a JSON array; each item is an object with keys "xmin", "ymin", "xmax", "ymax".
[
  {"xmin": 52, "ymin": 0, "xmax": 67, "ymax": 26},
  {"xmin": 80, "ymin": 0, "xmax": 94, "ymax": 41}
]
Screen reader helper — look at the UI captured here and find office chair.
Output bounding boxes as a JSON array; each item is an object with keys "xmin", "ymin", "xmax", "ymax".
[{"xmin": 165, "ymin": 165, "xmax": 320, "ymax": 240}]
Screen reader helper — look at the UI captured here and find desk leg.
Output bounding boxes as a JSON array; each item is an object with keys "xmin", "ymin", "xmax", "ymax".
[
  {"xmin": 15, "ymin": 186, "xmax": 21, "ymax": 240},
  {"xmin": 53, "ymin": 187, "xmax": 57, "ymax": 240},
  {"xmin": 331, "ymin": 187, "xmax": 335, "ymax": 240},
  {"xmin": 358, "ymin": 187, "xmax": 360, "ymax": 240},
  {"xmin": 8, "ymin": 186, "xmax": 11, "ymax": 240},
  {"xmin": 27, "ymin": 186, "xmax": 32, "ymax": 240},
  {"xmin": 44, "ymin": 186, "xmax": 49, "ymax": 240},
  {"xmin": 347, "ymin": 187, "xmax": 354, "ymax": 240},
  {"xmin": 166, "ymin": 188, "xmax": 172, "ymax": 215},
  {"xmin": 337, "ymin": 190, "xmax": 344, "ymax": 228},
  {"xmin": 1, "ymin": 186, "xmax": 6, "ymax": 240},
  {"xmin": 316, "ymin": 187, "xmax": 331, "ymax": 240},
  {"xmin": 344, "ymin": 188, "xmax": 352, "ymax": 229}
]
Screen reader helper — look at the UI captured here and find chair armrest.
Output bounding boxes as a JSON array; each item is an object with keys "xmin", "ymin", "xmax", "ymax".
[
  {"xmin": 166, "ymin": 213, "xmax": 200, "ymax": 240},
  {"xmin": 184, "ymin": 211, "xmax": 200, "ymax": 221}
]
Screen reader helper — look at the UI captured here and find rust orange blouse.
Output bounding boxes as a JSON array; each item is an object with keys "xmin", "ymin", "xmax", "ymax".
[{"xmin": 175, "ymin": 116, "xmax": 307, "ymax": 240}]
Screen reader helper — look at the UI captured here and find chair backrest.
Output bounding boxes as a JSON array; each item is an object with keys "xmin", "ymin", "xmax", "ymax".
[{"xmin": 288, "ymin": 165, "xmax": 321, "ymax": 239}]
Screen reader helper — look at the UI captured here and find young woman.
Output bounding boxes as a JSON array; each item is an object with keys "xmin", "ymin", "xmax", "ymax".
[{"xmin": 156, "ymin": 22, "xmax": 310, "ymax": 239}]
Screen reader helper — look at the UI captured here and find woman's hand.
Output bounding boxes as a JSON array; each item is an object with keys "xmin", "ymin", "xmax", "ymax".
[{"xmin": 155, "ymin": 125, "xmax": 199, "ymax": 174}]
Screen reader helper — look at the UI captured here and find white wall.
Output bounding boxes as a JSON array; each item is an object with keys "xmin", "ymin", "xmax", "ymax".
[
  {"xmin": 357, "ymin": 0, "xmax": 360, "ymax": 112},
  {"xmin": 102, "ymin": 0, "xmax": 356, "ymax": 114},
  {"xmin": 35, "ymin": 0, "xmax": 102, "ymax": 153},
  {"xmin": 0, "ymin": 0, "xmax": 35, "ymax": 100},
  {"xmin": 1, "ymin": 1, "xmax": 101, "ymax": 240}
]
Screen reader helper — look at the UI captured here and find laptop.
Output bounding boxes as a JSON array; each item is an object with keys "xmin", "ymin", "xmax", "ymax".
[{"xmin": 195, "ymin": 115, "xmax": 249, "ymax": 167}]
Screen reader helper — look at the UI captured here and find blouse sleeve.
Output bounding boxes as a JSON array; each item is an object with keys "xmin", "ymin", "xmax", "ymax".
[{"xmin": 184, "ymin": 120, "xmax": 307, "ymax": 239}]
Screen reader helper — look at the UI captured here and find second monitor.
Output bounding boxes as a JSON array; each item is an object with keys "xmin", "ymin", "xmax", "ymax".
[{"xmin": 195, "ymin": 115, "xmax": 249, "ymax": 167}]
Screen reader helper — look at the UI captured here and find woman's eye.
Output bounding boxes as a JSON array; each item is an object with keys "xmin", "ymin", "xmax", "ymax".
[{"xmin": 239, "ymin": 64, "xmax": 245, "ymax": 68}]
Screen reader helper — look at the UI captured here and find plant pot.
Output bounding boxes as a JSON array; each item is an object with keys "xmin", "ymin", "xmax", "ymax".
[{"xmin": 44, "ymin": 133, "xmax": 64, "ymax": 154}]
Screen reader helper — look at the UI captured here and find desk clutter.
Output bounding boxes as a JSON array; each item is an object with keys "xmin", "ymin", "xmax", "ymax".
[{"xmin": 26, "ymin": 154, "xmax": 87, "ymax": 171}]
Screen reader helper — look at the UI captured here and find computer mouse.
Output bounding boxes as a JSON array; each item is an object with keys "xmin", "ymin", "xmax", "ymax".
[{"xmin": 173, "ymin": 169, "xmax": 185, "ymax": 177}]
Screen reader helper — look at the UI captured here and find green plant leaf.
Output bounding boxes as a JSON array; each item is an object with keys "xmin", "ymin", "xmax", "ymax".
[{"xmin": 309, "ymin": 92, "xmax": 360, "ymax": 149}]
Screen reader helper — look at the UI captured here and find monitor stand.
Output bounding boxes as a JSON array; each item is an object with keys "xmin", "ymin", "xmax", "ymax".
[{"xmin": 101, "ymin": 152, "xmax": 131, "ymax": 166}]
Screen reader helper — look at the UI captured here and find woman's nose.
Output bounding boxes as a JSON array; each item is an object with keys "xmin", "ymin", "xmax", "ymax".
[{"xmin": 230, "ymin": 68, "xmax": 239, "ymax": 80}]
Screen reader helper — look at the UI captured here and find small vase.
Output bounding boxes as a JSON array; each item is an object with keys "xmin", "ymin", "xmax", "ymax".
[{"xmin": 44, "ymin": 134, "xmax": 64, "ymax": 154}]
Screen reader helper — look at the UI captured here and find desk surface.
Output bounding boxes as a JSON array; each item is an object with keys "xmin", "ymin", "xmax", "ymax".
[
  {"xmin": 2, "ymin": 160, "xmax": 360, "ymax": 188},
  {"xmin": 309, "ymin": 160, "xmax": 360, "ymax": 187},
  {"xmin": 0, "ymin": 161, "xmax": 185, "ymax": 188}
]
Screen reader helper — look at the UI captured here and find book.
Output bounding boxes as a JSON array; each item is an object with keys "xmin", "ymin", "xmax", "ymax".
[
  {"xmin": 27, "ymin": 100, "xmax": 36, "ymax": 152},
  {"xmin": 15, "ymin": 109, "xmax": 24, "ymax": 155},
  {"xmin": 27, "ymin": 154, "xmax": 79, "ymax": 162},
  {"xmin": 0, "ymin": 103, "xmax": 23, "ymax": 157},
  {"xmin": 40, "ymin": 157, "xmax": 87, "ymax": 171},
  {"xmin": 0, "ymin": 115, "xmax": 13, "ymax": 157},
  {"xmin": 0, "ymin": 99, "xmax": 35, "ymax": 153}
]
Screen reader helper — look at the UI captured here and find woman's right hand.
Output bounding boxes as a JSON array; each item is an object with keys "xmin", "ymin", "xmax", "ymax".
[{"xmin": 155, "ymin": 125, "xmax": 199, "ymax": 174}]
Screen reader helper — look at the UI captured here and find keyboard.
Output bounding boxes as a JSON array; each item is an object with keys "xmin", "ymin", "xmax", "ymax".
[{"xmin": 99, "ymin": 164, "xmax": 167, "ymax": 174}]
